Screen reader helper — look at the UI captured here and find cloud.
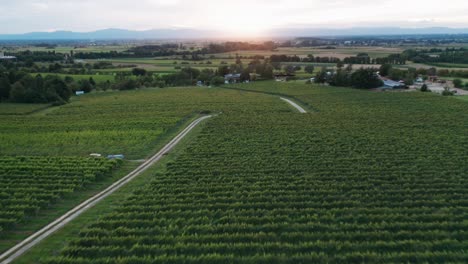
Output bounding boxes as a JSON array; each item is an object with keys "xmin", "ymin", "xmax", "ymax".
[{"xmin": 0, "ymin": 0, "xmax": 467, "ymax": 34}]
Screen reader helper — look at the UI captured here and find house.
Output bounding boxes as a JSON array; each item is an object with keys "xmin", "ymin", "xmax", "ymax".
[
  {"xmin": 0, "ymin": 51, "xmax": 16, "ymax": 60},
  {"xmin": 224, "ymin": 73, "xmax": 241, "ymax": 84},
  {"xmin": 381, "ymin": 79, "xmax": 406, "ymax": 89}
]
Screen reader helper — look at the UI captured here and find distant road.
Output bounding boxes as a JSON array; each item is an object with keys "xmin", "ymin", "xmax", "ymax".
[
  {"xmin": 281, "ymin": 97, "xmax": 307, "ymax": 113},
  {"xmin": 0, "ymin": 115, "xmax": 212, "ymax": 264}
]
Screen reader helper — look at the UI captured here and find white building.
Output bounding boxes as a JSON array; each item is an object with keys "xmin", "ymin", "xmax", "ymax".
[{"xmin": 0, "ymin": 51, "xmax": 16, "ymax": 60}]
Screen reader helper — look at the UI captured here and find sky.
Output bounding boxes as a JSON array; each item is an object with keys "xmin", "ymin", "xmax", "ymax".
[{"xmin": 0, "ymin": 0, "xmax": 467, "ymax": 35}]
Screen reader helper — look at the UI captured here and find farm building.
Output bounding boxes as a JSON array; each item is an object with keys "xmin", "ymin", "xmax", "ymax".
[
  {"xmin": 0, "ymin": 51, "xmax": 16, "ymax": 60},
  {"xmin": 380, "ymin": 79, "xmax": 406, "ymax": 90},
  {"xmin": 224, "ymin": 74, "xmax": 241, "ymax": 84}
]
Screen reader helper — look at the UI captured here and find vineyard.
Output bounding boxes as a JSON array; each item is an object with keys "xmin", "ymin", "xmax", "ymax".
[
  {"xmin": 0, "ymin": 88, "xmax": 293, "ymax": 253},
  {"xmin": 0, "ymin": 156, "xmax": 119, "ymax": 233},
  {"xmin": 41, "ymin": 83, "xmax": 468, "ymax": 263},
  {"xmin": 0, "ymin": 88, "xmax": 278, "ymax": 159}
]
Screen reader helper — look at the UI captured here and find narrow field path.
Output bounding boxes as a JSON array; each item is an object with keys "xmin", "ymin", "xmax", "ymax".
[
  {"xmin": 280, "ymin": 97, "xmax": 307, "ymax": 113},
  {"xmin": 0, "ymin": 115, "xmax": 212, "ymax": 264}
]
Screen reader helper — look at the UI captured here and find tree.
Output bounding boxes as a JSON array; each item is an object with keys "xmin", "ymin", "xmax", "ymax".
[
  {"xmin": 379, "ymin": 64, "xmax": 393, "ymax": 76},
  {"xmin": 350, "ymin": 68, "xmax": 383, "ymax": 89},
  {"xmin": 329, "ymin": 69, "xmax": 351, "ymax": 87},
  {"xmin": 79, "ymin": 80, "xmax": 93, "ymax": 93},
  {"xmin": 9, "ymin": 82, "xmax": 27, "ymax": 102},
  {"xmin": 34, "ymin": 74, "xmax": 45, "ymax": 96},
  {"xmin": 304, "ymin": 65, "xmax": 315, "ymax": 74},
  {"xmin": 45, "ymin": 76, "xmax": 71, "ymax": 102},
  {"xmin": 261, "ymin": 64, "xmax": 274, "ymax": 79},
  {"xmin": 421, "ymin": 84, "xmax": 428, "ymax": 92},
  {"xmin": 218, "ymin": 66, "xmax": 230, "ymax": 76},
  {"xmin": 314, "ymin": 70, "xmax": 328, "ymax": 84},
  {"xmin": 117, "ymin": 79, "xmax": 138, "ymax": 90},
  {"xmin": 89, "ymin": 77, "xmax": 96, "ymax": 86},
  {"xmin": 132, "ymin": 68, "xmax": 147, "ymax": 76},
  {"xmin": 442, "ymin": 87, "xmax": 454, "ymax": 96},
  {"xmin": 211, "ymin": 76, "xmax": 225, "ymax": 86},
  {"xmin": 64, "ymin": 76, "xmax": 74, "ymax": 84},
  {"xmin": 283, "ymin": 65, "xmax": 296, "ymax": 74},
  {"xmin": 198, "ymin": 69, "xmax": 215, "ymax": 84},
  {"xmin": 240, "ymin": 69, "xmax": 251, "ymax": 82},
  {"xmin": 0, "ymin": 76, "xmax": 11, "ymax": 100},
  {"xmin": 453, "ymin": 79, "xmax": 463, "ymax": 88}
]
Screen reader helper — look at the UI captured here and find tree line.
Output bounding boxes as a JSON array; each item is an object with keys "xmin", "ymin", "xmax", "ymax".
[
  {"xmin": 402, "ymin": 48, "xmax": 468, "ymax": 64},
  {"xmin": 269, "ymin": 54, "xmax": 406, "ymax": 65},
  {"xmin": 314, "ymin": 66, "xmax": 383, "ymax": 89}
]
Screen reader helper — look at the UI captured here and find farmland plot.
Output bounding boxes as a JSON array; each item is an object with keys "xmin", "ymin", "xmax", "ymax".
[
  {"xmin": 0, "ymin": 156, "xmax": 119, "ymax": 233},
  {"xmin": 46, "ymin": 83, "xmax": 468, "ymax": 263}
]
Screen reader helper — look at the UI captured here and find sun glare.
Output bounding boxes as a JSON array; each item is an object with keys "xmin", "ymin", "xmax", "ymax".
[{"xmin": 208, "ymin": 8, "xmax": 274, "ymax": 39}]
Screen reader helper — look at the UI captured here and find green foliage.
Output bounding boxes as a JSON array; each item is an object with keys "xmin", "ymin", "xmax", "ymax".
[
  {"xmin": 46, "ymin": 82, "xmax": 468, "ymax": 263},
  {"xmin": 198, "ymin": 69, "xmax": 216, "ymax": 84},
  {"xmin": 78, "ymin": 79, "xmax": 93, "ymax": 93},
  {"xmin": 350, "ymin": 68, "xmax": 383, "ymax": 89},
  {"xmin": 314, "ymin": 69, "xmax": 328, "ymax": 84},
  {"xmin": 210, "ymin": 76, "xmax": 225, "ymax": 86},
  {"xmin": 240, "ymin": 69, "xmax": 251, "ymax": 82},
  {"xmin": 0, "ymin": 156, "xmax": 118, "ymax": 232},
  {"xmin": 453, "ymin": 79, "xmax": 463, "ymax": 88},
  {"xmin": 420, "ymin": 84, "xmax": 429, "ymax": 92},
  {"xmin": 131, "ymin": 68, "xmax": 147, "ymax": 76},
  {"xmin": 0, "ymin": 75, "xmax": 11, "ymax": 100},
  {"xmin": 114, "ymin": 79, "xmax": 138, "ymax": 91},
  {"xmin": 1, "ymin": 72, "xmax": 71, "ymax": 104},
  {"xmin": 304, "ymin": 65, "xmax": 315, "ymax": 74},
  {"xmin": 442, "ymin": 88, "xmax": 454, "ymax": 96},
  {"xmin": 379, "ymin": 64, "xmax": 393, "ymax": 76}
]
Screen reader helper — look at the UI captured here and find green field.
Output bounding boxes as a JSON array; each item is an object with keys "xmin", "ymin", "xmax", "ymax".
[
  {"xmin": 8, "ymin": 82, "xmax": 464, "ymax": 263},
  {"xmin": 426, "ymin": 63, "xmax": 468, "ymax": 69},
  {"xmin": 0, "ymin": 103, "xmax": 50, "ymax": 115},
  {"xmin": 0, "ymin": 156, "xmax": 118, "ymax": 233},
  {"xmin": 14, "ymin": 45, "xmax": 132, "ymax": 53},
  {"xmin": 211, "ymin": 46, "xmax": 403, "ymax": 59},
  {"xmin": 0, "ymin": 87, "xmax": 292, "ymax": 253},
  {"xmin": 0, "ymin": 88, "xmax": 224, "ymax": 159}
]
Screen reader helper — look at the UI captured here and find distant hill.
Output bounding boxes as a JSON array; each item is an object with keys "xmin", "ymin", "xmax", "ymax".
[
  {"xmin": 269, "ymin": 27, "xmax": 468, "ymax": 37},
  {"xmin": 0, "ymin": 28, "xmax": 218, "ymax": 40},
  {"xmin": 1, "ymin": 27, "xmax": 468, "ymax": 40}
]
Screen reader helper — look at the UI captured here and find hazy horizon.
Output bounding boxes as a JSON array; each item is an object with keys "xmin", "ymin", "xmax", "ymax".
[{"xmin": 1, "ymin": 0, "xmax": 468, "ymax": 37}]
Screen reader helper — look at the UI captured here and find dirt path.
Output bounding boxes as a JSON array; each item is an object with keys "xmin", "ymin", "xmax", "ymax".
[
  {"xmin": 0, "ymin": 115, "xmax": 212, "ymax": 264},
  {"xmin": 280, "ymin": 97, "xmax": 307, "ymax": 113}
]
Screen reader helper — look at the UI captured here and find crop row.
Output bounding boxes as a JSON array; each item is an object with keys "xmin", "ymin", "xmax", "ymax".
[
  {"xmin": 0, "ymin": 156, "xmax": 119, "ymax": 232},
  {"xmin": 47, "ymin": 83, "xmax": 468, "ymax": 263},
  {"xmin": 0, "ymin": 88, "xmax": 287, "ymax": 159}
]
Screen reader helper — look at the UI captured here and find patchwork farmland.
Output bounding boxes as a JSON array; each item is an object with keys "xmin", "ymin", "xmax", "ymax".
[{"xmin": 1, "ymin": 81, "xmax": 464, "ymax": 263}]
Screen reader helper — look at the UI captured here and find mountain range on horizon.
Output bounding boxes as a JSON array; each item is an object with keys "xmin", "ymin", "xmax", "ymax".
[{"xmin": 1, "ymin": 27, "xmax": 468, "ymax": 40}]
